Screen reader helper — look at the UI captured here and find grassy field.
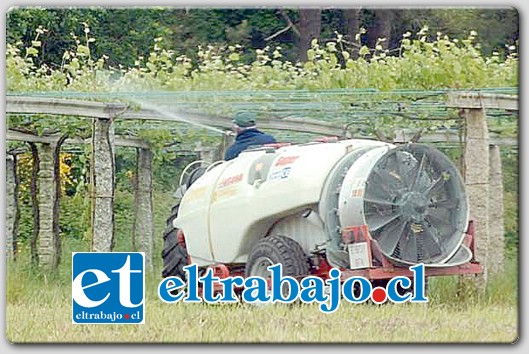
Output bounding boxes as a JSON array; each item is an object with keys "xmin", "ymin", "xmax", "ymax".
[
  {"xmin": 6, "ymin": 190, "xmax": 519, "ymax": 343},
  {"xmin": 5, "ymin": 243, "xmax": 519, "ymax": 344}
]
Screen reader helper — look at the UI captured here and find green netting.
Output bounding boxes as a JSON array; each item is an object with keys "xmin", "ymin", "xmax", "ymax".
[{"xmin": 6, "ymin": 88, "xmax": 518, "ymax": 150}]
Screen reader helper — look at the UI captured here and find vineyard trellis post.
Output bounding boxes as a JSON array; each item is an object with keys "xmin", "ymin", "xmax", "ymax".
[
  {"xmin": 463, "ymin": 107, "xmax": 490, "ymax": 289},
  {"xmin": 445, "ymin": 92, "xmax": 516, "ymax": 289},
  {"xmin": 36, "ymin": 142, "xmax": 61, "ymax": 269},
  {"xmin": 6, "ymin": 155, "xmax": 18, "ymax": 260},
  {"xmin": 91, "ymin": 117, "xmax": 116, "ymax": 252},
  {"xmin": 133, "ymin": 147, "xmax": 154, "ymax": 270},
  {"xmin": 488, "ymin": 144, "xmax": 505, "ymax": 275},
  {"xmin": 195, "ymin": 141, "xmax": 217, "ymax": 163}
]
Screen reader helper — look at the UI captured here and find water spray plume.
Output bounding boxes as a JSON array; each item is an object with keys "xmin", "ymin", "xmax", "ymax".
[{"xmin": 133, "ymin": 99, "xmax": 227, "ymax": 135}]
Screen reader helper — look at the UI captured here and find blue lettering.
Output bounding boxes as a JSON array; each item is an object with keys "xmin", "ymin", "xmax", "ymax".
[
  {"xmin": 158, "ymin": 277, "xmax": 185, "ymax": 303},
  {"xmin": 342, "ymin": 277, "xmax": 371, "ymax": 303},
  {"xmin": 410, "ymin": 264, "xmax": 428, "ymax": 302},
  {"xmin": 242, "ymin": 277, "xmax": 271, "ymax": 303},
  {"xmin": 199, "ymin": 268, "xmax": 221, "ymax": 303},
  {"xmin": 299, "ymin": 276, "xmax": 328, "ymax": 303},
  {"xmin": 320, "ymin": 268, "xmax": 341, "ymax": 313},
  {"xmin": 269, "ymin": 264, "xmax": 300, "ymax": 303},
  {"xmin": 218, "ymin": 276, "xmax": 244, "ymax": 302},
  {"xmin": 183, "ymin": 264, "xmax": 201, "ymax": 302},
  {"xmin": 386, "ymin": 277, "xmax": 412, "ymax": 303}
]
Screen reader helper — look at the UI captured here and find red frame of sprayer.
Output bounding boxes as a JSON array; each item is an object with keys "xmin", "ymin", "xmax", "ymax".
[{"xmin": 180, "ymin": 220, "xmax": 482, "ymax": 292}]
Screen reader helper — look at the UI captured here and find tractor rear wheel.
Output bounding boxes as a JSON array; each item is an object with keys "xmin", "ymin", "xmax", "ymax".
[{"xmin": 161, "ymin": 203, "xmax": 188, "ymax": 280}]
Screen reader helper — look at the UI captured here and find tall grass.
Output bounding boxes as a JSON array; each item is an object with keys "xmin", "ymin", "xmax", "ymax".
[
  {"xmin": 6, "ymin": 188, "xmax": 518, "ymax": 343},
  {"xmin": 6, "ymin": 237, "xmax": 518, "ymax": 343}
]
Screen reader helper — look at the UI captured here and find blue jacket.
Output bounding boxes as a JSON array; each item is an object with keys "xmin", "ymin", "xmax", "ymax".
[{"xmin": 224, "ymin": 128, "xmax": 276, "ymax": 161}]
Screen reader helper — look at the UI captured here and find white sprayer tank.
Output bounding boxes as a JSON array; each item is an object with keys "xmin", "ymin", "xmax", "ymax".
[{"xmin": 175, "ymin": 139, "xmax": 470, "ymax": 268}]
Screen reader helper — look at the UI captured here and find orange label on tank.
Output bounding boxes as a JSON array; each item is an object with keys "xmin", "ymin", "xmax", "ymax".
[
  {"xmin": 218, "ymin": 173, "xmax": 243, "ymax": 188},
  {"xmin": 275, "ymin": 156, "xmax": 300, "ymax": 166}
]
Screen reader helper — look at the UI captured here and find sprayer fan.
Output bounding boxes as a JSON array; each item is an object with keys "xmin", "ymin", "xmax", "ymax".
[{"xmin": 363, "ymin": 144, "xmax": 468, "ymax": 265}]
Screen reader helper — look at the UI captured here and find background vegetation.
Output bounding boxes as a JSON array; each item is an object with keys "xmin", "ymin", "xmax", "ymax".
[
  {"xmin": 5, "ymin": 7, "xmax": 519, "ymax": 343},
  {"xmin": 7, "ymin": 7, "xmax": 518, "ymax": 67}
]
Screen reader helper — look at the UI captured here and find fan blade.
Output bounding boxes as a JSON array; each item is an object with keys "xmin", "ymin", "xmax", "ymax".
[
  {"xmin": 364, "ymin": 198, "xmax": 398, "ymax": 208},
  {"xmin": 423, "ymin": 174, "xmax": 448, "ymax": 197},
  {"xmin": 409, "ymin": 154, "xmax": 432, "ymax": 193},
  {"xmin": 399, "ymin": 234, "xmax": 418, "ymax": 262},
  {"xmin": 394, "ymin": 151, "xmax": 413, "ymax": 188},
  {"xmin": 411, "ymin": 154, "xmax": 426, "ymax": 190},
  {"xmin": 426, "ymin": 213, "xmax": 458, "ymax": 237},
  {"xmin": 429, "ymin": 198, "xmax": 460, "ymax": 210},
  {"xmin": 420, "ymin": 223, "xmax": 445, "ymax": 259},
  {"xmin": 372, "ymin": 167, "xmax": 405, "ymax": 190},
  {"xmin": 368, "ymin": 212, "xmax": 402, "ymax": 232},
  {"xmin": 377, "ymin": 220, "xmax": 409, "ymax": 255},
  {"xmin": 367, "ymin": 170, "xmax": 394, "ymax": 199},
  {"xmin": 386, "ymin": 152, "xmax": 406, "ymax": 185},
  {"xmin": 399, "ymin": 153, "xmax": 419, "ymax": 189}
]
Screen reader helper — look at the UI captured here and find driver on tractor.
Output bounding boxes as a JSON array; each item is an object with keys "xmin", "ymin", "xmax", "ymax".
[{"xmin": 224, "ymin": 111, "xmax": 276, "ymax": 161}]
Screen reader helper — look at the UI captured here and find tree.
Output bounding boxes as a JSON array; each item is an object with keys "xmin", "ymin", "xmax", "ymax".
[
  {"xmin": 369, "ymin": 9, "xmax": 395, "ymax": 48},
  {"xmin": 344, "ymin": 8, "xmax": 361, "ymax": 42},
  {"xmin": 298, "ymin": 9, "xmax": 322, "ymax": 61}
]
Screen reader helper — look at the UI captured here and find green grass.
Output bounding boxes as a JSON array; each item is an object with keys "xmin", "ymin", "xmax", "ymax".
[
  {"xmin": 6, "ymin": 190, "xmax": 519, "ymax": 343},
  {"xmin": 6, "ymin": 296, "xmax": 517, "ymax": 343},
  {"xmin": 6, "ymin": 241, "xmax": 519, "ymax": 344}
]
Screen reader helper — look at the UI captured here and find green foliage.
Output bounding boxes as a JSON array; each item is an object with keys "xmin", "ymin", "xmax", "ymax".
[
  {"xmin": 7, "ymin": 8, "xmax": 518, "ymax": 68},
  {"xmin": 7, "ymin": 17, "xmax": 518, "ymax": 93},
  {"xmin": 424, "ymin": 8, "xmax": 519, "ymax": 56},
  {"xmin": 6, "ymin": 21, "xmax": 519, "ymax": 253}
]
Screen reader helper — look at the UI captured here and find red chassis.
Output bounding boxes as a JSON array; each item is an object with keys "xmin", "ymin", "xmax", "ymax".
[{"xmin": 186, "ymin": 221, "xmax": 482, "ymax": 292}]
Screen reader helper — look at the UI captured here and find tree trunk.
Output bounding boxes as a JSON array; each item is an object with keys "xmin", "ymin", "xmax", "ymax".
[
  {"xmin": 299, "ymin": 9, "xmax": 322, "ymax": 62},
  {"xmin": 344, "ymin": 8, "xmax": 361, "ymax": 41},
  {"xmin": 91, "ymin": 118, "xmax": 116, "ymax": 252},
  {"xmin": 133, "ymin": 148, "xmax": 154, "ymax": 271},
  {"xmin": 344, "ymin": 8, "xmax": 361, "ymax": 59},
  {"xmin": 369, "ymin": 9, "xmax": 394, "ymax": 48},
  {"xmin": 29, "ymin": 143, "xmax": 40, "ymax": 266}
]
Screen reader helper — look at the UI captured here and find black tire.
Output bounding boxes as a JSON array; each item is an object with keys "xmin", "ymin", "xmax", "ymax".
[
  {"xmin": 162, "ymin": 165, "xmax": 207, "ymax": 279},
  {"xmin": 161, "ymin": 203, "xmax": 188, "ymax": 279},
  {"xmin": 186, "ymin": 167, "xmax": 207, "ymax": 189},
  {"xmin": 245, "ymin": 235, "xmax": 310, "ymax": 279}
]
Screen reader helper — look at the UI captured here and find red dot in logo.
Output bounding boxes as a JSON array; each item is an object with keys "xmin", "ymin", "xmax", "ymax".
[
  {"xmin": 371, "ymin": 287, "xmax": 387, "ymax": 304},
  {"xmin": 125, "ymin": 314, "xmax": 130, "ymax": 320}
]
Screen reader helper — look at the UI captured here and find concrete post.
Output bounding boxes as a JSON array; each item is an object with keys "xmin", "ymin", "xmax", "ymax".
[
  {"xmin": 463, "ymin": 108, "xmax": 490, "ymax": 289},
  {"xmin": 133, "ymin": 148, "xmax": 154, "ymax": 270},
  {"xmin": 91, "ymin": 118, "xmax": 115, "ymax": 252},
  {"xmin": 488, "ymin": 144, "xmax": 505, "ymax": 275},
  {"xmin": 6, "ymin": 155, "xmax": 17, "ymax": 260},
  {"xmin": 218, "ymin": 133, "xmax": 235, "ymax": 161},
  {"xmin": 37, "ymin": 143, "xmax": 58, "ymax": 268},
  {"xmin": 195, "ymin": 141, "xmax": 216, "ymax": 163}
]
